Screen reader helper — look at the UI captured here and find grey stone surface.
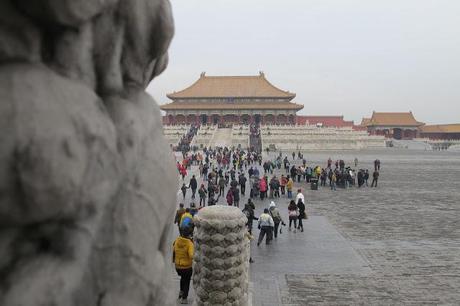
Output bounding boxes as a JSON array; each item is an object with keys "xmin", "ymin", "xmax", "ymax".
[
  {"xmin": 174, "ymin": 149, "xmax": 460, "ymax": 305},
  {"xmin": 193, "ymin": 206, "xmax": 249, "ymax": 305},
  {"xmin": 0, "ymin": 1, "xmax": 177, "ymax": 306}
]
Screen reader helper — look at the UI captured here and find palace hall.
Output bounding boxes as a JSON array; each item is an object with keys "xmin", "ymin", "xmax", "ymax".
[
  {"xmin": 361, "ymin": 111, "xmax": 425, "ymax": 140},
  {"xmin": 160, "ymin": 72, "xmax": 304, "ymax": 125}
]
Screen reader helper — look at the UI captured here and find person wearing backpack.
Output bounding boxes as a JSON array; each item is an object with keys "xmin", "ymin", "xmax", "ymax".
[
  {"xmin": 242, "ymin": 202, "xmax": 258, "ymax": 235},
  {"xmin": 172, "ymin": 231, "xmax": 194, "ymax": 304},
  {"xmin": 269, "ymin": 201, "xmax": 285, "ymax": 239}
]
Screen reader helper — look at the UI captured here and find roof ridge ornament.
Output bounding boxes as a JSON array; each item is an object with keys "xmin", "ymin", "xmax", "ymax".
[
  {"xmin": 200, "ymin": 71, "xmax": 206, "ymax": 78},
  {"xmin": 259, "ymin": 71, "xmax": 265, "ymax": 77}
]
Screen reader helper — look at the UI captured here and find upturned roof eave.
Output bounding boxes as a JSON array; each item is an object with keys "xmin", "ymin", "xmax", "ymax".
[
  {"xmin": 367, "ymin": 122, "xmax": 425, "ymax": 127},
  {"xmin": 166, "ymin": 94, "xmax": 296, "ymax": 100},
  {"xmin": 159, "ymin": 103, "xmax": 303, "ymax": 111}
]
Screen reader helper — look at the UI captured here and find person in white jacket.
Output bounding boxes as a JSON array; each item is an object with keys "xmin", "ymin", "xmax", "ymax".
[
  {"xmin": 257, "ymin": 208, "xmax": 274, "ymax": 246},
  {"xmin": 295, "ymin": 189, "xmax": 305, "ymax": 205}
]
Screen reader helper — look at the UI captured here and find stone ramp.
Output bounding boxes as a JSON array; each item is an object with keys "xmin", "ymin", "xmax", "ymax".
[{"xmin": 209, "ymin": 128, "xmax": 232, "ymax": 148}]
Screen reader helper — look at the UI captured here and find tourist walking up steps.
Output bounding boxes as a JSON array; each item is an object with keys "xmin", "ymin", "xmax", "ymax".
[
  {"xmin": 288, "ymin": 200, "xmax": 299, "ymax": 232},
  {"xmin": 173, "ymin": 231, "xmax": 194, "ymax": 304},
  {"xmin": 257, "ymin": 208, "xmax": 274, "ymax": 246}
]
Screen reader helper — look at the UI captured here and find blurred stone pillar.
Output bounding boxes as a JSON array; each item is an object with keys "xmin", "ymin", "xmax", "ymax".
[{"xmin": 193, "ymin": 206, "xmax": 249, "ymax": 306}]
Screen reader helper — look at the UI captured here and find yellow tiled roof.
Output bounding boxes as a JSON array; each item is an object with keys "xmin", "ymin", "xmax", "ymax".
[
  {"xmin": 167, "ymin": 72, "xmax": 296, "ymax": 99},
  {"xmin": 160, "ymin": 101, "xmax": 304, "ymax": 111},
  {"xmin": 420, "ymin": 124, "xmax": 460, "ymax": 133},
  {"xmin": 368, "ymin": 112, "xmax": 424, "ymax": 127},
  {"xmin": 360, "ymin": 118, "xmax": 371, "ymax": 126}
]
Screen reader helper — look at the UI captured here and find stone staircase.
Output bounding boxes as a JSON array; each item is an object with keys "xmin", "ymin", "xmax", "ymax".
[
  {"xmin": 209, "ymin": 128, "xmax": 232, "ymax": 148},
  {"xmin": 249, "ymin": 124, "xmax": 262, "ymax": 153}
]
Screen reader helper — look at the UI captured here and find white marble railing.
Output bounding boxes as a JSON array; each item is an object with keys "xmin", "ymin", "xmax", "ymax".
[{"xmin": 260, "ymin": 125, "xmax": 385, "ymax": 150}]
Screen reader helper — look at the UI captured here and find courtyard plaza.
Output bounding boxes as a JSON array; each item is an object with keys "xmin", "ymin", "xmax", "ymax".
[{"xmin": 171, "ymin": 149, "xmax": 460, "ymax": 305}]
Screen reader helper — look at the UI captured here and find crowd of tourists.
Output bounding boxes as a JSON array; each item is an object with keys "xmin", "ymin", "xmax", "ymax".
[
  {"xmin": 176, "ymin": 125, "xmax": 199, "ymax": 154},
  {"xmin": 171, "ymin": 146, "xmax": 382, "ymax": 303}
]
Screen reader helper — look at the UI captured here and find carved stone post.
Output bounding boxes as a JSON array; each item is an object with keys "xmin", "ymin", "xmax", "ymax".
[{"xmin": 193, "ymin": 206, "xmax": 249, "ymax": 306}]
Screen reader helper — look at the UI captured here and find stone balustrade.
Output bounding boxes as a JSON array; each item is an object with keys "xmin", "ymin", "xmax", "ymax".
[
  {"xmin": 260, "ymin": 125, "xmax": 385, "ymax": 150},
  {"xmin": 192, "ymin": 125, "xmax": 218, "ymax": 147}
]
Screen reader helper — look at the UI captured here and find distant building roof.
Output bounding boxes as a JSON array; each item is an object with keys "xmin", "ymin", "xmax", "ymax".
[
  {"xmin": 296, "ymin": 115, "xmax": 354, "ymax": 127},
  {"xmin": 166, "ymin": 72, "xmax": 296, "ymax": 99},
  {"xmin": 360, "ymin": 118, "xmax": 371, "ymax": 126},
  {"xmin": 368, "ymin": 112, "xmax": 424, "ymax": 127},
  {"xmin": 419, "ymin": 124, "xmax": 460, "ymax": 134},
  {"xmin": 160, "ymin": 101, "xmax": 303, "ymax": 111}
]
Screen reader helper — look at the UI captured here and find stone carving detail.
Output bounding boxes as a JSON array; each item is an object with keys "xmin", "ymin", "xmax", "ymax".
[
  {"xmin": 193, "ymin": 206, "xmax": 249, "ymax": 306},
  {"xmin": 0, "ymin": 1, "xmax": 176, "ymax": 305}
]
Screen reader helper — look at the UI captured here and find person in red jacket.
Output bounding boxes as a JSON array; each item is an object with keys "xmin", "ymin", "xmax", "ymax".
[
  {"xmin": 280, "ymin": 174, "xmax": 287, "ymax": 195},
  {"xmin": 259, "ymin": 176, "xmax": 267, "ymax": 200},
  {"xmin": 226, "ymin": 188, "xmax": 234, "ymax": 206}
]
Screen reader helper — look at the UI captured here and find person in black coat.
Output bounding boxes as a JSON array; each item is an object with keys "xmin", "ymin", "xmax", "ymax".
[
  {"xmin": 371, "ymin": 170, "xmax": 379, "ymax": 187},
  {"xmin": 297, "ymin": 199, "xmax": 306, "ymax": 232},
  {"xmin": 290, "ymin": 165, "xmax": 297, "ymax": 179},
  {"xmin": 239, "ymin": 173, "xmax": 247, "ymax": 195},
  {"xmin": 242, "ymin": 202, "xmax": 258, "ymax": 235},
  {"xmin": 232, "ymin": 187, "xmax": 240, "ymax": 207},
  {"xmin": 189, "ymin": 175, "xmax": 198, "ymax": 199}
]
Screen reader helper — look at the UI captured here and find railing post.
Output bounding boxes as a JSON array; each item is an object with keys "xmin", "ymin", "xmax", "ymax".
[{"xmin": 193, "ymin": 206, "xmax": 250, "ymax": 306}]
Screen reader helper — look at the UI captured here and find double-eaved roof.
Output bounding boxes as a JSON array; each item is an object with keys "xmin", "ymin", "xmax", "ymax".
[
  {"xmin": 367, "ymin": 112, "xmax": 424, "ymax": 127},
  {"xmin": 166, "ymin": 72, "xmax": 296, "ymax": 99},
  {"xmin": 161, "ymin": 72, "xmax": 303, "ymax": 112}
]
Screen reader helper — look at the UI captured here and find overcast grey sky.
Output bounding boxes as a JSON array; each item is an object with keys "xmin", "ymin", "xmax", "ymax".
[{"xmin": 147, "ymin": 0, "xmax": 460, "ymax": 124}]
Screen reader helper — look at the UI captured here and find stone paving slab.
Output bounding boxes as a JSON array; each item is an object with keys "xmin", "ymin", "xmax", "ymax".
[
  {"xmin": 171, "ymin": 149, "xmax": 460, "ymax": 305},
  {"xmin": 250, "ymin": 216, "xmax": 372, "ymax": 275}
]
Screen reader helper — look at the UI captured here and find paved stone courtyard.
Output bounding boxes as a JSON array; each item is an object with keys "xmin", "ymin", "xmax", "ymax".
[{"xmin": 172, "ymin": 149, "xmax": 460, "ymax": 305}]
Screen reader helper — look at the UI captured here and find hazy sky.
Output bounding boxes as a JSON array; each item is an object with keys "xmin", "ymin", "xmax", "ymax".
[{"xmin": 147, "ymin": 0, "xmax": 460, "ymax": 125}]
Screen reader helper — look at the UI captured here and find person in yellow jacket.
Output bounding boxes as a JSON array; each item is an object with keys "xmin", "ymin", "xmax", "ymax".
[
  {"xmin": 173, "ymin": 232, "xmax": 194, "ymax": 304},
  {"xmin": 315, "ymin": 166, "xmax": 321, "ymax": 178},
  {"xmin": 286, "ymin": 176, "xmax": 294, "ymax": 199}
]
